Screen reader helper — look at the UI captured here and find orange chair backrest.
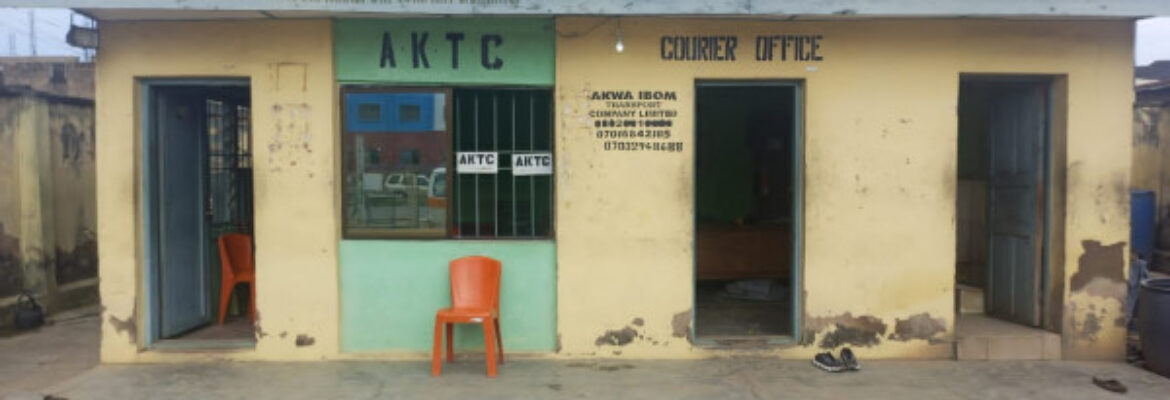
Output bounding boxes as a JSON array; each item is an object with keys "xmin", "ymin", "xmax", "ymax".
[
  {"xmin": 448, "ymin": 256, "xmax": 501, "ymax": 311},
  {"xmin": 218, "ymin": 233, "xmax": 254, "ymax": 278}
]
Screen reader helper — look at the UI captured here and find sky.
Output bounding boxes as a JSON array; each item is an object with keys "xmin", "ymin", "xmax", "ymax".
[{"xmin": 0, "ymin": 8, "xmax": 1167, "ymax": 65}]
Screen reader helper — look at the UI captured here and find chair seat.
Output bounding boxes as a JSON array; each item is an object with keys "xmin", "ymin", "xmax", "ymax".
[{"xmin": 436, "ymin": 307, "xmax": 496, "ymax": 322}]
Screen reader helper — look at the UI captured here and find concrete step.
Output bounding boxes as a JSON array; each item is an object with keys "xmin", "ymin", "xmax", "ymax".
[
  {"xmin": 956, "ymin": 284, "xmax": 984, "ymax": 315},
  {"xmin": 955, "ymin": 315, "xmax": 1060, "ymax": 360}
]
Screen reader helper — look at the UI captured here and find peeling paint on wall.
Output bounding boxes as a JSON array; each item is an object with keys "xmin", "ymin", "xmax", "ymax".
[
  {"xmin": 595, "ymin": 326, "xmax": 638, "ymax": 346},
  {"xmin": 888, "ymin": 313, "xmax": 947, "ymax": 344},
  {"xmin": 806, "ymin": 313, "xmax": 888, "ymax": 349},
  {"xmin": 107, "ymin": 302, "xmax": 137, "ymax": 344},
  {"xmin": 671, "ymin": 310, "xmax": 690, "ymax": 339},
  {"xmin": 1072, "ymin": 302, "xmax": 1103, "ymax": 341},
  {"xmin": 1070, "ymin": 240, "xmax": 1126, "ymax": 300},
  {"xmin": 266, "ymin": 103, "xmax": 315, "ymax": 174}
]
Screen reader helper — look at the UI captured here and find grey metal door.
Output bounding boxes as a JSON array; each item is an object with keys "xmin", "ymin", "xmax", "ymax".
[
  {"xmin": 156, "ymin": 89, "xmax": 212, "ymax": 338},
  {"xmin": 986, "ymin": 83, "xmax": 1046, "ymax": 327}
]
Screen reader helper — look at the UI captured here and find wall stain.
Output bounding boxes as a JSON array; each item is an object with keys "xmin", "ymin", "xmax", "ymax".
[
  {"xmin": 1078, "ymin": 312, "xmax": 1102, "ymax": 341},
  {"xmin": 671, "ymin": 310, "xmax": 691, "ymax": 339},
  {"xmin": 806, "ymin": 313, "xmax": 887, "ymax": 349},
  {"xmin": 107, "ymin": 302, "xmax": 137, "ymax": 344},
  {"xmin": 887, "ymin": 313, "xmax": 947, "ymax": 344},
  {"xmin": 1070, "ymin": 240, "xmax": 1126, "ymax": 300},
  {"xmin": 595, "ymin": 326, "xmax": 638, "ymax": 346},
  {"xmin": 295, "ymin": 334, "xmax": 315, "ymax": 347},
  {"xmin": 55, "ymin": 230, "xmax": 97, "ymax": 285},
  {"xmin": 598, "ymin": 364, "xmax": 635, "ymax": 372},
  {"xmin": 631, "ymin": 317, "xmax": 644, "ymax": 327},
  {"xmin": 0, "ymin": 225, "xmax": 22, "ymax": 298}
]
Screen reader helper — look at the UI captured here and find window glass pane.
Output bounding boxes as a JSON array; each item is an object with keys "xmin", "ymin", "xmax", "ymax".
[
  {"xmin": 357, "ymin": 103, "xmax": 381, "ymax": 122},
  {"xmin": 399, "ymin": 104, "xmax": 422, "ymax": 122},
  {"xmin": 344, "ymin": 91, "xmax": 448, "ymax": 238}
]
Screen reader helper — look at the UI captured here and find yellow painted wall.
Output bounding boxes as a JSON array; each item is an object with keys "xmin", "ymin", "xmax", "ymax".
[
  {"xmin": 96, "ymin": 20, "xmax": 339, "ymax": 362},
  {"xmin": 555, "ymin": 18, "xmax": 1133, "ymax": 360},
  {"xmin": 93, "ymin": 17, "xmax": 1133, "ymax": 362}
]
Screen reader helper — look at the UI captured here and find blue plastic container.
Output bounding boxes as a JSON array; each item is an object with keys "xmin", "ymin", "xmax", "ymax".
[{"xmin": 1132, "ymin": 190, "xmax": 1156, "ymax": 261}]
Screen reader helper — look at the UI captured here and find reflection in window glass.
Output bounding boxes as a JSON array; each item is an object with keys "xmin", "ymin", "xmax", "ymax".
[
  {"xmin": 399, "ymin": 104, "xmax": 422, "ymax": 123},
  {"xmin": 344, "ymin": 91, "xmax": 447, "ymax": 237},
  {"xmin": 358, "ymin": 103, "xmax": 381, "ymax": 122}
]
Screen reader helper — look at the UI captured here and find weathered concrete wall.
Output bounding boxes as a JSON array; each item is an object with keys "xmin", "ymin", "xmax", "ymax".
[
  {"xmin": 96, "ymin": 20, "xmax": 338, "ymax": 361},
  {"xmin": 0, "ymin": 59, "xmax": 94, "ymax": 100},
  {"xmin": 554, "ymin": 18, "xmax": 1133, "ymax": 360},
  {"xmin": 0, "ymin": 97, "xmax": 24, "ymax": 300},
  {"xmin": 1132, "ymin": 89, "xmax": 1170, "ymax": 246},
  {"xmin": 48, "ymin": 101, "xmax": 97, "ymax": 286},
  {"xmin": 0, "ymin": 91, "xmax": 97, "ymax": 328}
]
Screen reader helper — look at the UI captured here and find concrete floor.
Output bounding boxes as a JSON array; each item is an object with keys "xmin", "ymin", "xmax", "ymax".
[
  {"xmin": 0, "ymin": 306, "xmax": 99, "ymax": 397},
  {"xmin": 35, "ymin": 358, "xmax": 1170, "ymax": 400},
  {"xmin": 4, "ymin": 309, "xmax": 1170, "ymax": 400},
  {"xmin": 695, "ymin": 280, "xmax": 791, "ymax": 338},
  {"xmin": 169, "ymin": 317, "xmax": 255, "ymax": 341}
]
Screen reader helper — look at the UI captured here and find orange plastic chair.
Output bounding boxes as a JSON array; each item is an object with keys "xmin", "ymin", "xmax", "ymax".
[
  {"xmin": 432, "ymin": 256, "xmax": 503, "ymax": 378},
  {"xmin": 217, "ymin": 233, "xmax": 256, "ymax": 325}
]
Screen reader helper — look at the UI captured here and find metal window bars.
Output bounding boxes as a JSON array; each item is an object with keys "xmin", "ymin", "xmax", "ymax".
[{"xmin": 453, "ymin": 89, "xmax": 553, "ymax": 239}]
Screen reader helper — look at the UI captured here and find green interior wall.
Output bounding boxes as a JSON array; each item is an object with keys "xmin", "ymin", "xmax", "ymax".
[
  {"xmin": 340, "ymin": 240, "xmax": 556, "ymax": 352},
  {"xmin": 958, "ymin": 81, "xmax": 990, "ymax": 181},
  {"xmin": 696, "ymin": 87, "xmax": 794, "ymax": 223}
]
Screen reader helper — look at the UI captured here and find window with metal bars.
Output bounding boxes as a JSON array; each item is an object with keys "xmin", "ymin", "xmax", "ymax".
[
  {"xmin": 453, "ymin": 89, "xmax": 554, "ymax": 238},
  {"xmin": 207, "ymin": 99, "xmax": 253, "ymax": 237},
  {"xmin": 342, "ymin": 88, "xmax": 554, "ymax": 239}
]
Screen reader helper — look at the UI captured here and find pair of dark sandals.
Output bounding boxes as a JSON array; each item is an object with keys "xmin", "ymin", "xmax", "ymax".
[{"xmin": 812, "ymin": 348, "xmax": 860, "ymax": 372}]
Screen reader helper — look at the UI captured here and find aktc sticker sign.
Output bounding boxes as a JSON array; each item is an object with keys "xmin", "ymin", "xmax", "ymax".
[{"xmin": 456, "ymin": 152, "xmax": 552, "ymax": 175}]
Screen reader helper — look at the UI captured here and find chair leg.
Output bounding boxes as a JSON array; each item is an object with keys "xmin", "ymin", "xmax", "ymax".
[
  {"xmin": 217, "ymin": 282, "xmax": 233, "ymax": 325},
  {"xmin": 431, "ymin": 318, "xmax": 444, "ymax": 377},
  {"xmin": 494, "ymin": 318, "xmax": 504, "ymax": 364},
  {"xmin": 482, "ymin": 320, "xmax": 497, "ymax": 378},
  {"xmin": 445, "ymin": 323, "xmax": 454, "ymax": 363}
]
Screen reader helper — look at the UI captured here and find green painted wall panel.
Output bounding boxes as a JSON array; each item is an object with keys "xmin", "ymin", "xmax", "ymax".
[
  {"xmin": 335, "ymin": 18, "xmax": 555, "ymax": 85},
  {"xmin": 340, "ymin": 240, "xmax": 556, "ymax": 352}
]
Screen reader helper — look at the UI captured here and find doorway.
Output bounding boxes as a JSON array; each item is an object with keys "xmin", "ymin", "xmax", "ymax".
[
  {"xmin": 955, "ymin": 77, "xmax": 1051, "ymax": 329},
  {"xmin": 144, "ymin": 81, "xmax": 255, "ymax": 348},
  {"xmin": 693, "ymin": 82, "xmax": 801, "ymax": 343}
]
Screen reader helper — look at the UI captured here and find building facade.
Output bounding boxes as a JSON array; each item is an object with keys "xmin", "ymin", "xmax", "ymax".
[{"xmin": 53, "ymin": 1, "xmax": 1156, "ymax": 362}]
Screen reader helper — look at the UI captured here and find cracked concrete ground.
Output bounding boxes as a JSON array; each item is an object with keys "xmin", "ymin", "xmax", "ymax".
[
  {"xmin": 4, "ymin": 311, "xmax": 1170, "ymax": 400},
  {"xmin": 35, "ymin": 358, "xmax": 1170, "ymax": 400}
]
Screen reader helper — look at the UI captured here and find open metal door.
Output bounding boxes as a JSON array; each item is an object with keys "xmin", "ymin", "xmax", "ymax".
[
  {"xmin": 986, "ymin": 82, "xmax": 1047, "ymax": 327},
  {"xmin": 155, "ymin": 88, "xmax": 212, "ymax": 338}
]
